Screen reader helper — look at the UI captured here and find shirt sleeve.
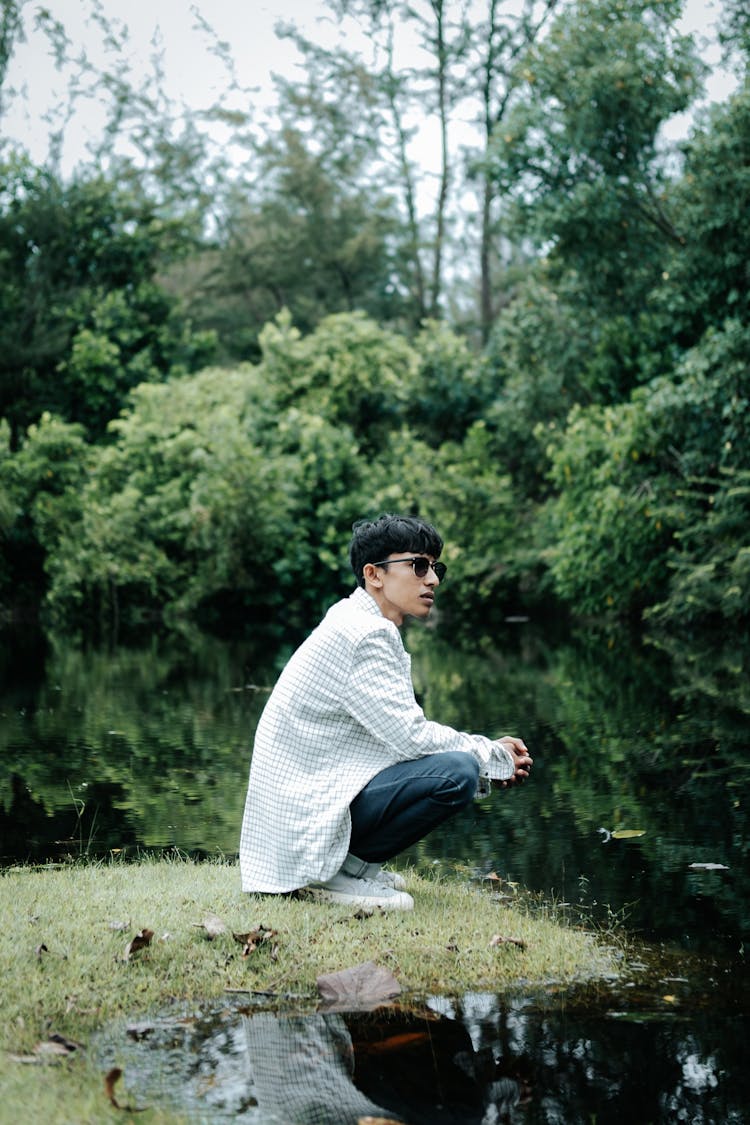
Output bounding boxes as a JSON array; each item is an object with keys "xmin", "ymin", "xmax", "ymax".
[{"xmin": 342, "ymin": 628, "xmax": 497, "ymax": 766}]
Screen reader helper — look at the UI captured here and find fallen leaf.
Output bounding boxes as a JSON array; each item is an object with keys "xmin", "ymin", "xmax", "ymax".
[
  {"xmin": 317, "ymin": 960, "xmax": 401, "ymax": 1008},
  {"xmin": 10, "ymin": 1033, "xmax": 84, "ymax": 1064},
  {"xmin": 195, "ymin": 913, "xmax": 228, "ymax": 939},
  {"xmin": 610, "ymin": 830, "xmax": 646, "ymax": 840},
  {"xmin": 490, "ymin": 934, "xmax": 527, "ymax": 951},
  {"xmin": 232, "ymin": 924, "xmax": 277, "ymax": 957},
  {"xmin": 104, "ymin": 1066, "xmax": 147, "ymax": 1113},
  {"xmin": 123, "ymin": 928, "xmax": 154, "ymax": 961},
  {"xmin": 105, "ymin": 1067, "xmax": 124, "ymax": 1106}
]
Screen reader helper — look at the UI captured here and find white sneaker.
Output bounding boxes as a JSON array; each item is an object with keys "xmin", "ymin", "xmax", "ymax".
[
  {"xmin": 368, "ymin": 865, "xmax": 407, "ymax": 891},
  {"xmin": 341, "ymin": 853, "xmax": 407, "ymax": 891},
  {"xmin": 303, "ymin": 871, "xmax": 414, "ymax": 910}
]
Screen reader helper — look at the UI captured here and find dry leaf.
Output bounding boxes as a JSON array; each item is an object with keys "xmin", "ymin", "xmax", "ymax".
[
  {"xmin": 195, "ymin": 913, "xmax": 228, "ymax": 939},
  {"xmin": 232, "ymin": 924, "xmax": 277, "ymax": 957},
  {"xmin": 10, "ymin": 1033, "xmax": 83, "ymax": 1064},
  {"xmin": 123, "ymin": 928, "xmax": 154, "ymax": 961},
  {"xmin": 490, "ymin": 934, "xmax": 527, "ymax": 951},
  {"xmin": 317, "ymin": 960, "xmax": 401, "ymax": 1008},
  {"xmin": 105, "ymin": 1067, "xmax": 124, "ymax": 1107},
  {"xmin": 105, "ymin": 1066, "xmax": 147, "ymax": 1112}
]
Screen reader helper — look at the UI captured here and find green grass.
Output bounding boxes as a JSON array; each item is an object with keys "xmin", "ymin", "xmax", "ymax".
[{"xmin": 0, "ymin": 857, "xmax": 621, "ymax": 1123}]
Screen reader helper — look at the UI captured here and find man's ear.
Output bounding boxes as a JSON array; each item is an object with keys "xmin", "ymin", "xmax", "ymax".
[{"xmin": 363, "ymin": 562, "xmax": 382, "ymax": 588}]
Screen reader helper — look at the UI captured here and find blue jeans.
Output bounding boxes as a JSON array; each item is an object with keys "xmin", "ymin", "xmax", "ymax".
[{"xmin": 348, "ymin": 751, "xmax": 479, "ymax": 863}]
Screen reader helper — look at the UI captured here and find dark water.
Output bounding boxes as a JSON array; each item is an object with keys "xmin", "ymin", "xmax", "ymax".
[{"xmin": 2, "ymin": 617, "xmax": 750, "ymax": 1122}]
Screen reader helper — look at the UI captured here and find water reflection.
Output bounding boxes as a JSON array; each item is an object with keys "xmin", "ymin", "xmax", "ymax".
[
  {"xmin": 2, "ymin": 620, "xmax": 749, "ymax": 958},
  {"xmin": 92, "ymin": 994, "xmax": 750, "ymax": 1123},
  {"xmin": 6, "ymin": 619, "xmax": 750, "ymax": 1121}
]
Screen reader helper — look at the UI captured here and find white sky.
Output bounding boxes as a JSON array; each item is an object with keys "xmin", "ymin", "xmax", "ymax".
[
  {"xmin": 3, "ymin": 2, "xmax": 379, "ymax": 172},
  {"xmin": 1, "ymin": 0, "xmax": 739, "ymax": 175}
]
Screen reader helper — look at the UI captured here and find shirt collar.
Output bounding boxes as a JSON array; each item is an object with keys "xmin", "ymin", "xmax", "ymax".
[{"xmin": 350, "ymin": 585, "xmax": 384, "ymax": 617}]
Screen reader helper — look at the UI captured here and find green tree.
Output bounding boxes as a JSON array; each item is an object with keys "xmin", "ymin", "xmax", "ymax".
[
  {"xmin": 652, "ymin": 85, "xmax": 750, "ymax": 348},
  {"xmin": 0, "ymin": 162, "xmax": 215, "ymax": 440},
  {"xmin": 258, "ymin": 309, "xmax": 418, "ymax": 455},
  {"xmin": 190, "ymin": 125, "xmax": 411, "ymax": 360},
  {"xmin": 542, "ymin": 317, "xmax": 750, "ymax": 623},
  {"xmin": 0, "ymin": 412, "xmax": 90, "ymax": 607},
  {"xmin": 490, "ymin": 0, "xmax": 703, "ymax": 383},
  {"xmin": 42, "ymin": 364, "xmax": 295, "ymax": 631}
]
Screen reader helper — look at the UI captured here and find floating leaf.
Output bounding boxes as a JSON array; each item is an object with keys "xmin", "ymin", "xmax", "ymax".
[
  {"xmin": 317, "ymin": 960, "xmax": 401, "ymax": 1008},
  {"xmin": 123, "ymin": 928, "xmax": 154, "ymax": 961},
  {"xmin": 358, "ymin": 1117, "xmax": 405, "ymax": 1124},
  {"xmin": 610, "ymin": 830, "xmax": 646, "ymax": 840}
]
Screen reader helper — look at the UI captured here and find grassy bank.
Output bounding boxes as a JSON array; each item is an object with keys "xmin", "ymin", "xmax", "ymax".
[{"xmin": 1, "ymin": 857, "xmax": 621, "ymax": 1122}]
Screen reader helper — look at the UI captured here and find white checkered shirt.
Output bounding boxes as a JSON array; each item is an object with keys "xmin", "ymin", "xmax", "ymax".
[{"xmin": 239, "ymin": 586, "xmax": 512, "ymax": 892}]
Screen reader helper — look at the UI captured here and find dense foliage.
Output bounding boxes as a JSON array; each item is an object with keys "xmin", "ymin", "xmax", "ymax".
[{"xmin": 1, "ymin": 0, "xmax": 748, "ymax": 641}]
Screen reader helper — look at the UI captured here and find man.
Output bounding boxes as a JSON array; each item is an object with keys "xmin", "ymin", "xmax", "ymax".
[{"xmin": 239, "ymin": 513, "xmax": 532, "ymax": 910}]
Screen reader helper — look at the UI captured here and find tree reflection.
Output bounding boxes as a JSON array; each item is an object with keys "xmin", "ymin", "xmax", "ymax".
[
  {"xmin": 91, "ymin": 995, "xmax": 750, "ymax": 1123},
  {"xmin": 0, "ymin": 626, "xmax": 270, "ymax": 861}
]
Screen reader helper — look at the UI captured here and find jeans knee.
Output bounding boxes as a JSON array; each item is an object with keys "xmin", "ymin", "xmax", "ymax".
[{"xmin": 445, "ymin": 752, "xmax": 480, "ymax": 803}]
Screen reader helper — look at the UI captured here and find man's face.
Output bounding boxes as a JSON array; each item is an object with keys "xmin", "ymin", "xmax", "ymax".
[{"xmin": 364, "ymin": 553, "xmax": 442, "ymax": 626}]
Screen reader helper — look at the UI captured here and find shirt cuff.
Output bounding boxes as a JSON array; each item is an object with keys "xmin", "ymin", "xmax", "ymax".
[{"xmin": 480, "ymin": 742, "xmax": 515, "ymax": 782}]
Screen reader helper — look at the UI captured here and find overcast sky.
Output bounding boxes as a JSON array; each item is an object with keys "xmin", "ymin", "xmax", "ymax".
[{"xmin": 2, "ymin": 0, "xmax": 737, "ymax": 174}]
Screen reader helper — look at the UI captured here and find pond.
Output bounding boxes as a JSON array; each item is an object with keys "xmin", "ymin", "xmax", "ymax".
[{"xmin": 2, "ymin": 614, "xmax": 749, "ymax": 1122}]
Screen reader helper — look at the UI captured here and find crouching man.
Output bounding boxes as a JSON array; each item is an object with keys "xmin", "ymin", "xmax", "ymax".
[{"xmin": 239, "ymin": 513, "xmax": 532, "ymax": 910}]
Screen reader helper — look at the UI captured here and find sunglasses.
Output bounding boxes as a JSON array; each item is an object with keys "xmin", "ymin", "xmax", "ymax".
[{"xmin": 372, "ymin": 556, "xmax": 447, "ymax": 581}]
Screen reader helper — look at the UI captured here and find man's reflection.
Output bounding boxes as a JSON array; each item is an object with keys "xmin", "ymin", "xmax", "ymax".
[
  {"xmin": 244, "ymin": 1012, "xmax": 398, "ymax": 1124},
  {"xmin": 243, "ymin": 1007, "xmax": 525, "ymax": 1124}
]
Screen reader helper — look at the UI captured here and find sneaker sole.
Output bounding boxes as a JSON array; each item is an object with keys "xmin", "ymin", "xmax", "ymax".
[{"xmin": 302, "ymin": 887, "xmax": 414, "ymax": 911}]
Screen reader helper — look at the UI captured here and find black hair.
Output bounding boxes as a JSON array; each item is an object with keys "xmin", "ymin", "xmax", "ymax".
[{"xmin": 349, "ymin": 513, "xmax": 443, "ymax": 588}]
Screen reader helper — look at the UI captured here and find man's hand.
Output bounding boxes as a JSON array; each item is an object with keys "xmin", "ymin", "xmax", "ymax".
[{"xmin": 494, "ymin": 736, "xmax": 533, "ymax": 788}]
